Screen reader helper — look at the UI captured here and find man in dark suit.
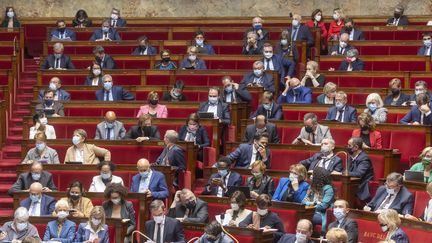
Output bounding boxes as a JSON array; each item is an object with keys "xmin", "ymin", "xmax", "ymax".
[
  {"xmin": 49, "ymin": 19, "xmax": 76, "ymax": 41},
  {"xmin": 406, "ymin": 80, "xmax": 432, "ymax": 104},
  {"xmin": 130, "ymin": 158, "xmax": 169, "ymax": 200},
  {"xmin": 418, "ymin": 32, "xmax": 432, "ymax": 56},
  {"xmin": 92, "ymin": 45, "xmax": 117, "ymax": 69},
  {"xmin": 198, "ymin": 87, "xmax": 231, "ymax": 125},
  {"xmin": 328, "ymin": 199, "xmax": 359, "ymax": 243},
  {"xmin": 243, "ymin": 115, "xmax": 280, "ymax": 143},
  {"xmin": 109, "ymin": 8, "xmax": 127, "ymax": 28},
  {"xmin": 260, "ymin": 43, "xmax": 295, "ymax": 85},
  {"xmin": 221, "ymin": 76, "xmax": 251, "ymax": 103},
  {"xmin": 202, "ymin": 157, "xmax": 242, "ymax": 197},
  {"xmin": 328, "ymin": 33, "xmax": 353, "ymax": 56},
  {"xmin": 277, "ymin": 77, "xmax": 312, "ymax": 104},
  {"xmin": 8, "ymin": 161, "xmax": 57, "ymax": 196},
  {"xmin": 337, "ymin": 48, "xmax": 364, "ymax": 71},
  {"xmin": 168, "ymin": 189, "xmax": 208, "ymax": 223},
  {"xmin": 35, "ymin": 90, "xmax": 65, "ymax": 117},
  {"xmin": 146, "ymin": 200, "xmax": 185, "ymax": 243},
  {"xmin": 251, "ymin": 91, "xmax": 283, "ymax": 120},
  {"xmin": 326, "ymin": 91, "xmax": 357, "ymax": 123},
  {"xmin": 341, "ymin": 18, "xmax": 365, "ymax": 41},
  {"xmin": 278, "ymin": 219, "xmax": 313, "ymax": 243},
  {"xmin": 19, "ymin": 182, "xmax": 56, "ymax": 216},
  {"xmin": 155, "ymin": 130, "xmax": 186, "ymax": 187},
  {"xmin": 289, "ymin": 14, "xmax": 314, "ymax": 58},
  {"xmin": 292, "ymin": 113, "xmax": 332, "ymax": 146},
  {"xmin": 228, "ymin": 132, "xmax": 271, "ymax": 168},
  {"xmin": 400, "ymin": 93, "xmax": 432, "ymax": 125},
  {"xmin": 364, "ymin": 172, "xmax": 413, "ymax": 215},
  {"xmin": 387, "ymin": 6, "xmax": 409, "ymax": 26},
  {"xmin": 41, "ymin": 42, "xmax": 75, "ymax": 70},
  {"xmin": 240, "ymin": 61, "xmax": 275, "ymax": 93},
  {"xmin": 38, "ymin": 76, "xmax": 71, "ymax": 101},
  {"xmin": 300, "ymin": 138, "xmax": 343, "ymax": 172},
  {"xmin": 131, "ymin": 35, "xmax": 157, "ymax": 55},
  {"xmin": 94, "ymin": 111, "xmax": 126, "ymax": 140},
  {"xmin": 90, "ymin": 19, "xmax": 121, "ymax": 41},
  {"xmin": 125, "ymin": 114, "xmax": 161, "ymax": 141},
  {"xmin": 243, "ymin": 17, "xmax": 269, "ymax": 44},
  {"xmin": 95, "ymin": 74, "xmax": 134, "ymax": 101}
]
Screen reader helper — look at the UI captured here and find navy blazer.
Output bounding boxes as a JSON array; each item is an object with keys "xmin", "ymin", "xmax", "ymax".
[
  {"xmin": 400, "ymin": 105, "xmax": 432, "ymax": 125},
  {"xmin": 240, "ymin": 72, "xmax": 275, "ymax": 93},
  {"xmin": 84, "ymin": 76, "xmax": 103, "ymax": 86},
  {"xmin": 278, "ymin": 234, "xmax": 314, "ymax": 243},
  {"xmin": 289, "ymin": 25, "xmax": 314, "ymax": 47},
  {"xmin": 198, "ymin": 100, "xmax": 231, "ymax": 125},
  {"xmin": 221, "ymin": 87, "xmax": 252, "ymax": 103},
  {"xmin": 38, "ymin": 88, "xmax": 71, "ymax": 101},
  {"xmin": 326, "ymin": 105, "xmax": 358, "ymax": 123},
  {"xmin": 367, "ymin": 185, "xmax": 413, "ymax": 215},
  {"xmin": 89, "ymin": 28, "xmax": 121, "ymax": 41},
  {"xmin": 228, "ymin": 143, "xmax": 271, "ymax": 168},
  {"xmin": 20, "ymin": 194, "xmax": 56, "ymax": 216},
  {"xmin": 95, "ymin": 85, "xmax": 135, "ymax": 101},
  {"xmin": 341, "ymin": 29, "xmax": 365, "ymax": 40},
  {"xmin": 327, "ymin": 217, "xmax": 358, "ymax": 243},
  {"xmin": 277, "ymin": 86, "xmax": 312, "ymax": 104},
  {"xmin": 111, "ymin": 17, "xmax": 127, "ymax": 27},
  {"xmin": 384, "ymin": 93, "xmax": 410, "ymax": 106},
  {"xmin": 328, "ymin": 44, "xmax": 353, "ymax": 55},
  {"xmin": 387, "ymin": 16, "xmax": 409, "ymax": 26},
  {"xmin": 155, "ymin": 144, "xmax": 186, "ymax": 187},
  {"xmin": 131, "ymin": 46, "xmax": 157, "ymax": 55},
  {"xmin": 275, "ymin": 44, "xmax": 299, "ymax": 64},
  {"xmin": 241, "ymin": 43, "xmax": 263, "ymax": 55},
  {"xmin": 179, "ymin": 58, "xmax": 207, "ymax": 70},
  {"xmin": 243, "ymin": 123, "xmax": 280, "ymax": 144},
  {"xmin": 193, "ymin": 43, "xmax": 216, "ymax": 55},
  {"xmin": 41, "ymin": 54, "xmax": 75, "ymax": 69},
  {"xmin": 300, "ymin": 152, "xmax": 343, "ymax": 172},
  {"xmin": 145, "ymin": 217, "xmax": 185, "ymax": 243},
  {"xmin": 178, "ymin": 125, "xmax": 210, "ymax": 148},
  {"xmin": 125, "ymin": 125, "xmax": 160, "ymax": 140},
  {"xmin": 338, "ymin": 59, "xmax": 364, "ymax": 71},
  {"xmin": 202, "ymin": 171, "xmax": 242, "ymax": 196},
  {"xmin": 348, "ymin": 151, "xmax": 374, "ymax": 200},
  {"xmin": 418, "ymin": 46, "xmax": 431, "ymax": 56},
  {"xmin": 49, "ymin": 29, "xmax": 77, "ymax": 41},
  {"xmin": 251, "ymin": 103, "xmax": 283, "ymax": 120},
  {"xmin": 390, "ymin": 228, "xmax": 410, "ymax": 243},
  {"xmin": 130, "ymin": 170, "xmax": 169, "ymax": 199},
  {"xmin": 95, "ymin": 54, "xmax": 116, "ymax": 69},
  {"xmin": 43, "ymin": 219, "xmax": 76, "ymax": 243},
  {"xmin": 74, "ymin": 223, "xmax": 108, "ymax": 243},
  {"xmin": 260, "ymin": 55, "xmax": 296, "ymax": 83}
]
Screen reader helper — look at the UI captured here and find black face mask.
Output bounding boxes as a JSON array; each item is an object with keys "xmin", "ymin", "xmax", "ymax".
[
  {"xmin": 162, "ymin": 57, "xmax": 170, "ymax": 63},
  {"xmin": 70, "ymin": 194, "xmax": 80, "ymax": 201},
  {"xmin": 361, "ymin": 125, "xmax": 370, "ymax": 131},
  {"xmin": 95, "ymin": 56, "xmax": 102, "ymax": 62},
  {"xmin": 149, "ymin": 99, "xmax": 158, "ymax": 106},
  {"xmin": 346, "ymin": 146, "xmax": 354, "ymax": 155},
  {"xmin": 345, "ymin": 26, "xmax": 353, "ymax": 32},
  {"xmin": 143, "ymin": 126, "xmax": 152, "ymax": 136},
  {"xmin": 185, "ymin": 200, "xmax": 196, "ymax": 209},
  {"xmin": 391, "ymin": 88, "xmax": 400, "ymax": 96},
  {"xmin": 140, "ymin": 45, "xmax": 147, "ymax": 51},
  {"xmin": 305, "ymin": 126, "xmax": 314, "ymax": 133},
  {"xmin": 58, "ymin": 27, "xmax": 65, "ymax": 33},
  {"xmin": 394, "ymin": 12, "xmax": 401, "ymax": 19}
]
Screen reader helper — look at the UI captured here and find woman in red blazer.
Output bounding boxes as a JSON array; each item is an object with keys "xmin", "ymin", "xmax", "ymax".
[
  {"xmin": 352, "ymin": 112, "xmax": 383, "ymax": 149},
  {"xmin": 328, "ymin": 8, "xmax": 345, "ymax": 41},
  {"xmin": 305, "ymin": 9, "xmax": 328, "ymax": 40}
]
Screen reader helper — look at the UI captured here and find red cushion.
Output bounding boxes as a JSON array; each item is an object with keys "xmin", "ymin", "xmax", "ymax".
[
  {"xmin": 354, "ymin": 218, "xmax": 385, "ymax": 242},
  {"xmin": 270, "ymin": 208, "xmax": 297, "ymax": 233},
  {"xmin": 390, "ymin": 131, "xmax": 425, "ymax": 164},
  {"xmin": 414, "ymin": 191, "xmax": 430, "ymax": 218},
  {"xmin": 271, "ymin": 151, "xmax": 313, "ymax": 170}
]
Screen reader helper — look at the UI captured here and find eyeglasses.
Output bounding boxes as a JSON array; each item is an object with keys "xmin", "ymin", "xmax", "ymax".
[{"xmin": 424, "ymin": 37, "xmax": 431, "ymax": 41}]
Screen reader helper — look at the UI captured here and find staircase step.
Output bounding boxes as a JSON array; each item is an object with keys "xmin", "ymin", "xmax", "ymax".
[
  {"xmin": 0, "ymin": 210, "xmax": 14, "ymax": 217},
  {"xmin": 8, "ymin": 128, "xmax": 23, "ymax": 137},
  {"xmin": 16, "ymin": 93, "xmax": 33, "ymax": 99},
  {"xmin": 2, "ymin": 146, "xmax": 21, "ymax": 159},
  {"xmin": 6, "ymin": 135, "xmax": 23, "ymax": 144},
  {"xmin": 0, "ymin": 173, "xmax": 17, "ymax": 183},
  {"xmin": 0, "ymin": 159, "xmax": 20, "ymax": 169},
  {"xmin": 0, "ymin": 198, "xmax": 14, "ymax": 209},
  {"xmin": 13, "ymin": 110, "xmax": 31, "ymax": 116}
]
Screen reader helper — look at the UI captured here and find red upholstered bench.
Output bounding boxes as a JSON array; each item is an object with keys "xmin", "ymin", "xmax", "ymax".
[
  {"xmin": 413, "ymin": 190, "xmax": 430, "ymax": 218},
  {"xmin": 65, "ymin": 58, "xmax": 152, "ymax": 69},
  {"xmin": 39, "ymin": 71, "xmax": 143, "ymax": 86},
  {"xmin": 63, "ymin": 106, "xmax": 198, "ymax": 118}
]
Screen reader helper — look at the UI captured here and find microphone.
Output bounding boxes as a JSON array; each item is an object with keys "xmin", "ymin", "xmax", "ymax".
[
  {"xmin": 334, "ymin": 151, "xmax": 349, "ymax": 176},
  {"xmin": 187, "ymin": 237, "xmax": 200, "ymax": 243},
  {"xmin": 131, "ymin": 230, "xmax": 154, "ymax": 243}
]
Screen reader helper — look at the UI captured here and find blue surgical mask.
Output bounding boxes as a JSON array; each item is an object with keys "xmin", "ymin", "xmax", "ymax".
[
  {"xmin": 333, "ymin": 207, "xmax": 346, "ymax": 221},
  {"xmin": 263, "ymin": 104, "xmax": 271, "ymax": 110},
  {"xmin": 106, "ymin": 122, "xmax": 114, "ymax": 129},
  {"xmin": 103, "ymin": 81, "xmax": 113, "ymax": 90},
  {"xmin": 225, "ymin": 85, "xmax": 233, "ymax": 93},
  {"xmin": 335, "ymin": 102, "xmax": 344, "ymax": 110},
  {"xmin": 140, "ymin": 171, "xmax": 150, "ymax": 178},
  {"xmin": 368, "ymin": 103, "xmax": 377, "ymax": 112},
  {"xmin": 295, "ymin": 232, "xmax": 307, "ymax": 243},
  {"xmin": 101, "ymin": 172, "xmax": 111, "ymax": 180},
  {"xmin": 254, "ymin": 23, "xmax": 262, "ymax": 30},
  {"xmin": 30, "ymin": 194, "xmax": 40, "ymax": 202},
  {"xmin": 218, "ymin": 169, "xmax": 228, "ymax": 177},
  {"xmin": 292, "ymin": 20, "xmax": 300, "ymax": 27},
  {"xmin": 208, "ymin": 97, "xmax": 218, "ymax": 104},
  {"xmin": 72, "ymin": 135, "xmax": 81, "ymax": 145},
  {"xmin": 253, "ymin": 69, "xmax": 263, "ymax": 77},
  {"xmin": 35, "ymin": 142, "xmax": 46, "ymax": 151},
  {"xmin": 196, "ymin": 39, "xmax": 204, "ymax": 46},
  {"xmin": 102, "ymin": 27, "xmax": 109, "ymax": 33},
  {"xmin": 31, "ymin": 173, "xmax": 41, "ymax": 181},
  {"xmin": 49, "ymin": 82, "xmax": 58, "ymax": 91},
  {"xmin": 44, "ymin": 99, "xmax": 54, "ymax": 107},
  {"xmin": 16, "ymin": 222, "xmax": 28, "ymax": 231}
]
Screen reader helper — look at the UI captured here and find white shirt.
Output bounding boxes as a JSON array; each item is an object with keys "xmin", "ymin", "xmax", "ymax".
[
  {"xmin": 317, "ymin": 153, "xmax": 334, "ymax": 170},
  {"xmin": 349, "ymin": 30, "xmax": 354, "ymax": 40},
  {"xmin": 75, "ymin": 148, "xmax": 84, "ymax": 163},
  {"xmin": 335, "ymin": 108, "xmax": 346, "ymax": 122},
  {"xmin": 92, "ymin": 78, "xmax": 99, "ymax": 86},
  {"xmin": 85, "ymin": 223, "xmax": 105, "ymax": 241},
  {"xmin": 250, "ymin": 145, "xmax": 258, "ymax": 167},
  {"xmin": 264, "ymin": 59, "xmax": 274, "ymax": 70},
  {"xmin": 393, "ymin": 18, "xmax": 400, "ymax": 26},
  {"xmin": 207, "ymin": 104, "xmax": 218, "ymax": 118},
  {"xmin": 88, "ymin": 175, "xmax": 124, "ymax": 192},
  {"xmin": 138, "ymin": 170, "xmax": 153, "ymax": 192},
  {"xmin": 29, "ymin": 198, "xmax": 41, "ymax": 216},
  {"xmin": 29, "ymin": 125, "xmax": 56, "ymax": 139},
  {"xmin": 376, "ymin": 191, "xmax": 398, "ymax": 211},
  {"xmin": 217, "ymin": 172, "xmax": 231, "ymax": 197},
  {"xmin": 152, "ymin": 216, "xmax": 165, "ymax": 242},
  {"xmin": 324, "ymin": 96, "xmax": 334, "ymax": 104}
]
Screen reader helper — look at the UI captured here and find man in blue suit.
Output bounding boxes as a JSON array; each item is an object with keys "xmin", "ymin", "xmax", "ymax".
[
  {"xmin": 341, "ymin": 18, "xmax": 365, "ymax": 41},
  {"xmin": 130, "ymin": 158, "xmax": 169, "ymax": 200},
  {"xmin": 146, "ymin": 200, "xmax": 185, "ymax": 243},
  {"xmin": 228, "ymin": 132, "xmax": 271, "ymax": 168},
  {"xmin": 93, "ymin": 45, "xmax": 117, "ymax": 69},
  {"xmin": 261, "ymin": 43, "xmax": 295, "ymax": 87},
  {"xmin": 326, "ymin": 91, "xmax": 357, "ymax": 123},
  {"xmin": 251, "ymin": 91, "xmax": 284, "ymax": 120},
  {"xmin": 400, "ymin": 93, "xmax": 432, "ymax": 125},
  {"xmin": 131, "ymin": 35, "xmax": 157, "ymax": 55},
  {"xmin": 289, "ymin": 14, "xmax": 314, "ymax": 58},
  {"xmin": 20, "ymin": 182, "xmax": 56, "ymax": 216},
  {"xmin": 277, "ymin": 77, "xmax": 312, "ymax": 104},
  {"xmin": 202, "ymin": 157, "xmax": 242, "ymax": 197},
  {"xmin": 41, "ymin": 43, "xmax": 75, "ymax": 70},
  {"xmin": 95, "ymin": 74, "xmax": 134, "ymax": 101},
  {"xmin": 109, "ymin": 8, "xmax": 127, "ymax": 28},
  {"xmin": 418, "ymin": 32, "xmax": 432, "ymax": 56},
  {"xmin": 364, "ymin": 172, "xmax": 413, "ymax": 215},
  {"xmin": 49, "ymin": 19, "xmax": 76, "ymax": 41},
  {"xmin": 337, "ymin": 48, "xmax": 364, "ymax": 71},
  {"xmin": 240, "ymin": 61, "xmax": 275, "ymax": 93},
  {"xmin": 90, "ymin": 19, "xmax": 121, "ymax": 41},
  {"xmin": 38, "ymin": 76, "xmax": 70, "ymax": 101}
]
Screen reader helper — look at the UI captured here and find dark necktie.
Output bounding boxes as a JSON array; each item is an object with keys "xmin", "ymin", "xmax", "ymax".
[
  {"xmin": 340, "ymin": 47, "xmax": 345, "ymax": 54},
  {"xmin": 106, "ymin": 127, "xmax": 111, "ymax": 140},
  {"xmin": 156, "ymin": 223, "xmax": 162, "ymax": 243},
  {"xmin": 55, "ymin": 58, "xmax": 60, "ymax": 69},
  {"xmin": 266, "ymin": 60, "xmax": 270, "ymax": 70},
  {"xmin": 378, "ymin": 194, "xmax": 393, "ymax": 210},
  {"xmin": 292, "ymin": 28, "xmax": 298, "ymax": 41},
  {"xmin": 113, "ymin": 20, "xmax": 117, "ymax": 27},
  {"xmin": 337, "ymin": 110, "xmax": 343, "ymax": 122},
  {"xmin": 255, "ymin": 150, "xmax": 262, "ymax": 161},
  {"xmin": 105, "ymin": 91, "xmax": 110, "ymax": 101}
]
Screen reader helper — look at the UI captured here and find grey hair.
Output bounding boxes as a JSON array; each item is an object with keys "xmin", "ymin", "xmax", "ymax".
[
  {"xmin": 386, "ymin": 172, "xmax": 403, "ymax": 185},
  {"xmin": 164, "ymin": 130, "xmax": 178, "ymax": 144},
  {"xmin": 247, "ymin": 31, "xmax": 258, "ymax": 39},
  {"xmin": 14, "ymin": 207, "xmax": 29, "ymax": 220},
  {"xmin": 93, "ymin": 45, "xmax": 105, "ymax": 54},
  {"xmin": 53, "ymin": 42, "xmax": 64, "ymax": 51},
  {"xmin": 55, "ymin": 199, "xmax": 70, "ymax": 210},
  {"xmin": 346, "ymin": 48, "xmax": 359, "ymax": 57},
  {"xmin": 303, "ymin": 113, "xmax": 318, "ymax": 124},
  {"xmin": 102, "ymin": 74, "xmax": 113, "ymax": 82},
  {"xmin": 149, "ymin": 199, "xmax": 165, "ymax": 211}
]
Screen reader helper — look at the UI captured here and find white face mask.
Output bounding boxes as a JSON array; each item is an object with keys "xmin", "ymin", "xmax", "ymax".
[
  {"xmin": 333, "ymin": 13, "xmax": 339, "ymax": 20},
  {"xmin": 381, "ymin": 224, "xmax": 389, "ymax": 232},
  {"xmin": 257, "ymin": 208, "xmax": 268, "ymax": 216},
  {"xmin": 111, "ymin": 14, "xmax": 118, "ymax": 20},
  {"xmin": 91, "ymin": 218, "xmax": 101, "ymax": 226},
  {"xmin": 264, "ymin": 52, "xmax": 273, "ymax": 59},
  {"xmin": 188, "ymin": 55, "xmax": 197, "ymax": 61},
  {"xmin": 339, "ymin": 41, "xmax": 347, "ymax": 48},
  {"xmin": 314, "ymin": 15, "xmax": 322, "ymax": 22},
  {"xmin": 111, "ymin": 198, "xmax": 121, "ymax": 205},
  {"xmin": 295, "ymin": 232, "xmax": 308, "ymax": 243},
  {"xmin": 153, "ymin": 215, "xmax": 164, "ymax": 224},
  {"xmin": 280, "ymin": 39, "xmax": 288, "ymax": 45},
  {"xmin": 57, "ymin": 210, "xmax": 69, "ymax": 219},
  {"xmin": 16, "ymin": 222, "xmax": 28, "ymax": 231},
  {"xmin": 289, "ymin": 173, "xmax": 298, "ymax": 181},
  {"xmin": 231, "ymin": 203, "xmax": 239, "ymax": 211},
  {"xmin": 39, "ymin": 117, "xmax": 48, "ymax": 125},
  {"xmin": 93, "ymin": 69, "xmax": 101, "ymax": 76},
  {"xmin": 292, "ymin": 19, "xmax": 300, "ymax": 27}
]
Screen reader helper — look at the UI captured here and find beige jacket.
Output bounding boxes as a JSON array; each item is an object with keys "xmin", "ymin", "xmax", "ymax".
[{"xmin": 64, "ymin": 143, "xmax": 111, "ymax": 164}]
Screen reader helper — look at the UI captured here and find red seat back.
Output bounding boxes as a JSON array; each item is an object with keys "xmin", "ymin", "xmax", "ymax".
[{"xmin": 414, "ymin": 191, "xmax": 430, "ymax": 218}]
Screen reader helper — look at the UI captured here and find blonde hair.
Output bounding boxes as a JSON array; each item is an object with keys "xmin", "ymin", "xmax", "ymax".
[
  {"xmin": 187, "ymin": 46, "xmax": 199, "ymax": 54},
  {"xmin": 307, "ymin": 61, "xmax": 319, "ymax": 72},
  {"xmin": 89, "ymin": 206, "xmax": 106, "ymax": 227},
  {"xmin": 336, "ymin": 91, "xmax": 347, "ymax": 100},
  {"xmin": 323, "ymin": 82, "xmax": 337, "ymax": 94},
  {"xmin": 427, "ymin": 182, "xmax": 432, "ymax": 195},
  {"xmin": 366, "ymin": 93, "xmax": 384, "ymax": 108},
  {"xmin": 357, "ymin": 112, "xmax": 376, "ymax": 130},
  {"xmin": 251, "ymin": 160, "xmax": 266, "ymax": 173},
  {"xmin": 420, "ymin": 146, "xmax": 432, "ymax": 158},
  {"xmin": 378, "ymin": 209, "xmax": 401, "ymax": 232},
  {"xmin": 289, "ymin": 164, "xmax": 307, "ymax": 181},
  {"xmin": 147, "ymin": 91, "xmax": 159, "ymax": 101},
  {"xmin": 334, "ymin": 8, "xmax": 345, "ymax": 19},
  {"xmin": 389, "ymin": 78, "xmax": 402, "ymax": 87},
  {"xmin": 326, "ymin": 228, "xmax": 348, "ymax": 243}
]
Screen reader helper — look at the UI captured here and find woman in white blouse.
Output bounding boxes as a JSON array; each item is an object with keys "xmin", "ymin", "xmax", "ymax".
[
  {"xmin": 89, "ymin": 160, "xmax": 124, "ymax": 192},
  {"xmin": 222, "ymin": 190, "xmax": 252, "ymax": 226},
  {"xmin": 29, "ymin": 112, "xmax": 56, "ymax": 139}
]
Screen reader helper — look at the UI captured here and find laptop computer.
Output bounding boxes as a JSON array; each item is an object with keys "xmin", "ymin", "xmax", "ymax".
[
  {"xmin": 64, "ymin": 161, "xmax": 83, "ymax": 165},
  {"xmin": 198, "ymin": 112, "xmax": 215, "ymax": 119},
  {"xmin": 226, "ymin": 186, "xmax": 251, "ymax": 198},
  {"xmin": 404, "ymin": 170, "xmax": 424, "ymax": 182}
]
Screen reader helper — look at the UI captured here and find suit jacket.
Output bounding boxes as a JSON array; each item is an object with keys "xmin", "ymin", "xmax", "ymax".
[
  {"xmin": 240, "ymin": 72, "xmax": 275, "ymax": 93},
  {"xmin": 125, "ymin": 125, "xmax": 161, "ymax": 140},
  {"xmin": 202, "ymin": 171, "xmax": 242, "ymax": 196},
  {"xmin": 327, "ymin": 217, "xmax": 358, "ymax": 243},
  {"xmin": 38, "ymin": 88, "xmax": 71, "ymax": 101},
  {"xmin": 246, "ymin": 174, "xmax": 274, "ymax": 196},
  {"xmin": 300, "ymin": 152, "xmax": 343, "ymax": 172},
  {"xmin": 136, "ymin": 104, "xmax": 168, "ymax": 118},
  {"xmin": 178, "ymin": 125, "xmax": 210, "ymax": 148},
  {"xmin": 8, "ymin": 171, "xmax": 57, "ymax": 196},
  {"xmin": 293, "ymin": 124, "xmax": 332, "ymax": 145},
  {"xmin": 390, "ymin": 227, "xmax": 410, "ymax": 243},
  {"xmin": 348, "ymin": 151, "xmax": 374, "ymax": 200},
  {"xmin": 41, "ymin": 54, "xmax": 75, "ymax": 69},
  {"xmin": 326, "ymin": 105, "xmax": 358, "ymax": 123},
  {"xmin": 95, "ymin": 120, "xmax": 126, "ymax": 140},
  {"xmin": 50, "ymin": 29, "xmax": 77, "ymax": 41},
  {"xmin": 228, "ymin": 143, "xmax": 271, "ymax": 168},
  {"xmin": 95, "ymin": 54, "xmax": 117, "ymax": 69},
  {"xmin": 243, "ymin": 123, "xmax": 280, "ymax": 143},
  {"xmin": 341, "ymin": 28, "xmax": 365, "ymax": 41},
  {"xmin": 243, "ymin": 28, "xmax": 269, "ymax": 42},
  {"xmin": 221, "ymin": 86, "xmax": 252, "ymax": 103},
  {"xmin": 251, "ymin": 103, "xmax": 284, "ymax": 120},
  {"xmin": 338, "ymin": 59, "xmax": 364, "ymax": 71},
  {"xmin": 162, "ymin": 91, "xmax": 187, "ymax": 102},
  {"xmin": 168, "ymin": 198, "xmax": 209, "ymax": 223},
  {"xmin": 275, "ymin": 44, "xmax": 300, "ymax": 64},
  {"xmin": 111, "ymin": 17, "xmax": 127, "ymax": 27},
  {"xmin": 35, "ymin": 101, "xmax": 65, "ymax": 117},
  {"xmin": 155, "ymin": 144, "xmax": 186, "ymax": 186},
  {"xmin": 277, "ymin": 86, "xmax": 312, "ymax": 104},
  {"xmin": 103, "ymin": 200, "xmax": 136, "ymax": 235},
  {"xmin": 89, "ymin": 28, "xmax": 121, "ymax": 41},
  {"xmin": 131, "ymin": 45, "xmax": 157, "ymax": 55},
  {"xmin": 400, "ymin": 106, "xmax": 432, "ymax": 125},
  {"xmin": 278, "ymin": 234, "xmax": 314, "ymax": 243},
  {"xmin": 387, "ymin": 16, "xmax": 409, "ymax": 26},
  {"xmin": 241, "ymin": 43, "xmax": 263, "ymax": 55},
  {"xmin": 289, "ymin": 25, "xmax": 314, "ymax": 47},
  {"xmin": 43, "ymin": 219, "xmax": 76, "ymax": 243},
  {"xmin": 95, "ymin": 86, "xmax": 135, "ymax": 101},
  {"xmin": 352, "ymin": 129, "xmax": 382, "ymax": 149},
  {"xmin": 367, "ymin": 185, "xmax": 414, "ymax": 215},
  {"xmin": 384, "ymin": 93, "xmax": 410, "ymax": 106},
  {"xmin": 20, "ymin": 194, "xmax": 56, "ymax": 216},
  {"xmin": 193, "ymin": 43, "xmax": 216, "ymax": 55},
  {"xmin": 418, "ymin": 46, "xmax": 431, "ymax": 56},
  {"xmin": 198, "ymin": 100, "xmax": 231, "ymax": 125},
  {"xmin": 74, "ymin": 223, "xmax": 108, "ymax": 243},
  {"xmin": 1, "ymin": 18, "xmax": 20, "ymax": 28},
  {"xmin": 130, "ymin": 170, "xmax": 169, "ymax": 199},
  {"xmin": 84, "ymin": 76, "xmax": 103, "ymax": 86},
  {"xmin": 328, "ymin": 44, "xmax": 353, "ymax": 55},
  {"xmin": 317, "ymin": 94, "xmax": 335, "ymax": 104},
  {"xmin": 272, "ymin": 178, "xmax": 309, "ymax": 203},
  {"xmin": 179, "ymin": 58, "xmax": 207, "ymax": 70},
  {"xmin": 260, "ymin": 55, "xmax": 296, "ymax": 83},
  {"xmin": 145, "ymin": 217, "xmax": 185, "ymax": 243},
  {"xmin": 64, "ymin": 143, "xmax": 111, "ymax": 164}
]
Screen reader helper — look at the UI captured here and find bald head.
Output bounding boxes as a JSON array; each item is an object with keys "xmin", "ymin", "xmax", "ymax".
[
  {"xmin": 292, "ymin": 14, "xmax": 302, "ymax": 21},
  {"xmin": 289, "ymin": 77, "xmax": 301, "ymax": 87},
  {"xmin": 29, "ymin": 182, "xmax": 43, "ymax": 194},
  {"xmin": 340, "ymin": 33, "xmax": 349, "ymax": 42},
  {"xmin": 105, "ymin": 111, "xmax": 117, "ymax": 122},
  {"xmin": 296, "ymin": 219, "xmax": 313, "ymax": 237},
  {"xmin": 255, "ymin": 115, "xmax": 267, "ymax": 129},
  {"xmin": 137, "ymin": 158, "xmax": 150, "ymax": 173},
  {"xmin": 30, "ymin": 162, "xmax": 43, "ymax": 174}
]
